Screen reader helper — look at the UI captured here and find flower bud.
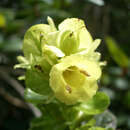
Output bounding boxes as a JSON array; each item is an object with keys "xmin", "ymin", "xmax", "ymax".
[
  {"xmin": 57, "ymin": 30, "xmax": 79, "ymax": 55},
  {"xmin": 58, "ymin": 18, "xmax": 93, "ymax": 50}
]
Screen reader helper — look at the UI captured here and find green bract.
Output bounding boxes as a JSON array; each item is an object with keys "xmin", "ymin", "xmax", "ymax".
[
  {"xmin": 58, "ymin": 30, "xmax": 79, "ymax": 55},
  {"xmin": 15, "ymin": 16, "xmax": 106, "ymax": 105}
]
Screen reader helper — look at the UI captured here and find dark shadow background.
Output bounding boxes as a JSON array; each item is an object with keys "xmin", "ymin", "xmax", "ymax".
[{"xmin": 0, "ymin": 0, "xmax": 130, "ymax": 129}]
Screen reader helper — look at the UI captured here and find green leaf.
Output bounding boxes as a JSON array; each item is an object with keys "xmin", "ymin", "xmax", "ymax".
[
  {"xmin": 24, "ymin": 88, "xmax": 49, "ymax": 104},
  {"xmin": 0, "ymin": 13, "xmax": 6, "ymax": 27},
  {"xmin": 25, "ymin": 69, "xmax": 53, "ymax": 103},
  {"xmin": 75, "ymin": 92, "xmax": 110, "ymax": 115},
  {"xmin": 105, "ymin": 36, "xmax": 129, "ymax": 67},
  {"xmin": 29, "ymin": 116, "xmax": 67, "ymax": 130},
  {"xmin": 77, "ymin": 118, "xmax": 96, "ymax": 130},
  {"xmin": 61, "ymin": 106, "xmax": 91, "ymax": 129},
  {"xmin": 75, "ymin": 126, "xmax": 105, "ymax": 130},
  {"xmin": 29, "ymin": 103, "xmax": 67, "ymax": 130}
]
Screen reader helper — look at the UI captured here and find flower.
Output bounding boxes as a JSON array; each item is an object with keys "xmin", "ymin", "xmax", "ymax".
[
  {"xmin": 49, "ymin": 54, "xmax": 101, "ymax": 105},
  {"xmin": 15, "ymin": 17, "xmax": 105, "ymax": 105}
]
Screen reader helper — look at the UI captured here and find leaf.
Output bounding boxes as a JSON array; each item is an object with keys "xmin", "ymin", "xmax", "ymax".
[
  {"xmin": 75, "ymin": 126, "xmax": 105, "ymax": 130},
  {"xmin": 77, "ymin": 118, "xmax": 96, "ymax": 130},
  {"xmin": 29, "ymin": 116, "xmax": 67, "ymax": 130},
  {"xmin": 75, "ymin": 92, "xmax": 110, "ymax": 115},
  {"xmin": 0, "ymin": 14, "xmax": 6, "ymax": 27},
  {"xmin": 24, "ymin": 88, "xmax": 50, "ymax": 104},
  {"xmin": 105, "ymin": 36, "xmax": 129, "ymax": 68},
  {"xmin": 60, "ymin": 103, "xmax": 96, "ymax": 130},
  {"xmin": 25, "ymin": 69, "xmax": 53, "ymax": 103},
  {"xmin": 29, "ymin": 103, "xmax": 67, "ymax": 130}
]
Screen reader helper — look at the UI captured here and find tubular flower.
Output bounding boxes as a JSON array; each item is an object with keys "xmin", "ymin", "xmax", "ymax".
[{"xmin": 49, "ymin": 54, "xmax": 101, "ymax": 105}]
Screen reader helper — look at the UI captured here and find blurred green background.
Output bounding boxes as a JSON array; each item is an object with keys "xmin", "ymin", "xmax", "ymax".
[{"xmin": 0, "ymin": 0, "xmax": 130, "ymax": 130}]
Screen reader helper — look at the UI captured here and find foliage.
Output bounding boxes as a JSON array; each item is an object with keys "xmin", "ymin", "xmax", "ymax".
[{"xmin": 105, "ymin": 36, "xmax": 129, "ymax": 68}]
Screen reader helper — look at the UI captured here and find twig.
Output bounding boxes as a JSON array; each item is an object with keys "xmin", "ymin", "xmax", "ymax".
[
  {"xmin": 0, "ymin": 69, "xmax": 41, "ymax": 117},
  {"xmin": 0, "ymin": 87, "xmax": 28, "ymax": 109}
]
